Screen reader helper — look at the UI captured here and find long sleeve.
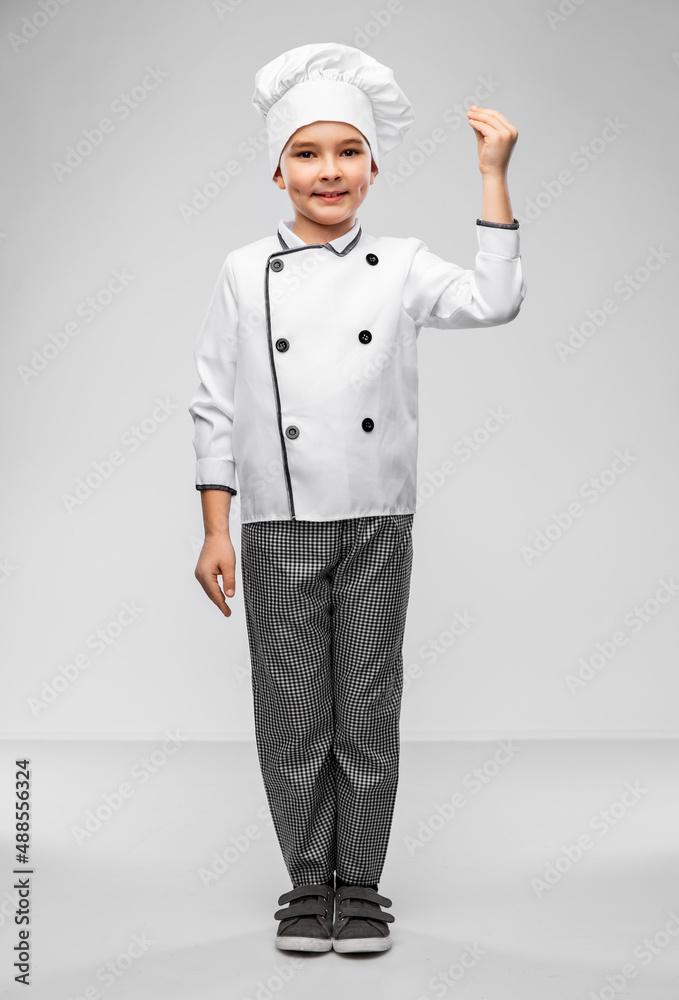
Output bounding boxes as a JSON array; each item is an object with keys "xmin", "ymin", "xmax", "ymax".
[
  {"xmin": 401, "ymin": 219, "xmax": 527, "ymax": 331},
  {"xmin": 188, "ymin": 254, "xmax": 239, "ymax": 494}
]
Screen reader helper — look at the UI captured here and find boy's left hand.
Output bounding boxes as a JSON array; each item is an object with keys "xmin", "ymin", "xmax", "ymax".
[{"xmin": 466, "ymin": 106, "xmax": 518, "ymax": 175}]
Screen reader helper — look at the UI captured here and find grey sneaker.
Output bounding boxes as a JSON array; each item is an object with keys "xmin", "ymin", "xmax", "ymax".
[
  {"xmin": 332, "ymin": 885, "xmax": 395, "ymax": 953},
  {"xmin": 274, "ymin": 883, "xmax": 334, "ymax": 952}
]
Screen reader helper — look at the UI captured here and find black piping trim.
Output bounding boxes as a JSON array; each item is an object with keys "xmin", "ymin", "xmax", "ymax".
[
  {"xmin": 196, "ymin": 484, "xmax": 237, "ymax": 494},
  {"xmin": 476, "ymin": 218, "xmax": 520, "ymax": 229},
  {"xmin": 277, "ymin": 226, "xmax": 363, "ymax": 255},
  {"xmin": 264, "ymin": 228, "xmax": 364, "ymax": 521},
  {"xmin": 265, "ymin": 249, "xmax": 302, "ymax": 520}
]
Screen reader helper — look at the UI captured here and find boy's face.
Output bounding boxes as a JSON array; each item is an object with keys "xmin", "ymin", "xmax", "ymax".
[{"xmin": 274, "ymin": 120, "xmax": 377, "ymax": 233}]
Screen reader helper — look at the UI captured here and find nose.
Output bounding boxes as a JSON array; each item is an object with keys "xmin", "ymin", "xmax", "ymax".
[{"xmin": 318, "ymin": 155, "xmax": 342, "ymax": 180}]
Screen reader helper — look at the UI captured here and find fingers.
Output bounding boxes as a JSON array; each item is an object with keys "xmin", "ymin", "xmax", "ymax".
[
  {"xmin": 195, "ymin": 564, "xmax": 235, "ymax": 618},
  {"xmin": 202, "ymin": 572, "xmax": 232, "ymax": 617},
  {"xmin": 467, "ymin": 106, "xmax": 518, "ymax": 136},
  {"xmin": 211, "ymin": 574, "xmax": 232, "ymax": 614},
  {"xmin": 195, "ymin": 539, "xmax": 237, "ymax": 618},
  {"xmin": 468, "ymin": 106, "xmax": 510, "ymax": 125}
]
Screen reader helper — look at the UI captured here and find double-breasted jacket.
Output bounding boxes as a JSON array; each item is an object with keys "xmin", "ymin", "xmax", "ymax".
[{"xmin": 189, "ymin": 216, "xmax": 526, "ymax": 522}]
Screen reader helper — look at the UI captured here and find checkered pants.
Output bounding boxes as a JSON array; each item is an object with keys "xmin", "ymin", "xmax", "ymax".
[{"xmin": 240, "ymin": 514, "xmax": 414, "ymax": 887}]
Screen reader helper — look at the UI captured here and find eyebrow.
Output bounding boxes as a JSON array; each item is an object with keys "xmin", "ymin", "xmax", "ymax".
[{"xmin": 289, "ymin": 138, "xmax": 365, "ymax": 150}]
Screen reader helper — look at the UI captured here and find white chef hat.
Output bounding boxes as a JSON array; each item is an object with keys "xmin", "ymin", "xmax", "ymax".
[{"xmin": 252, "ymin": 42, "xmax": 414, "ymax": 180}]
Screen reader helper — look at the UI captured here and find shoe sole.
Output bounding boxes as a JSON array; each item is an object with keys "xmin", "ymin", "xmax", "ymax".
[
  {"xmin": 333, "ymin": 936, "xmax": 392, "ymax": 953},
  {"xmin": 276, "ymin": 935, "xmax": 333, "ymax": 952}
]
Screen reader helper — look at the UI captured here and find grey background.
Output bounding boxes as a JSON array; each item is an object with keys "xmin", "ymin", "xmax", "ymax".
[{"xmin": 2, "ymin": 0, "xmax": 678, "ymax": 739}]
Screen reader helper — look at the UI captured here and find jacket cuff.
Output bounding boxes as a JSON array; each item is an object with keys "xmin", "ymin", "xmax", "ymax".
[
  {"xmin": 476, "ymin": 218, "xmax": 520, "ymax": 229},
  {"xmin": 475, "ymin": 219, "xmax": 521, "ymax": 259},
  {"xmin": 195, "ymin": 458, "xmax": 237, "ymax": 494},
  {"xmin": 196, "ymin": 484, "xmax": 237, "ymax": 495}
]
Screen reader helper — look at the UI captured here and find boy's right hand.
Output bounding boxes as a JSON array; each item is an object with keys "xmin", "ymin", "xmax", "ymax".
[{"xmin": 194, "ymin": 535, "xmax": 237, "ymax": 618}]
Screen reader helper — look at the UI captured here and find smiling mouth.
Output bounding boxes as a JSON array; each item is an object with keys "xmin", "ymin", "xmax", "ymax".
[{"xmin": 313, "ymin": 192, "xmax": 347, "ymax": 201}]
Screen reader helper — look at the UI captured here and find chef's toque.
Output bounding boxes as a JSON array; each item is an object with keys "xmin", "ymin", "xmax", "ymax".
[{"xmin": 251, "ymin": 41, "xmax": 415, "ymax": 180}]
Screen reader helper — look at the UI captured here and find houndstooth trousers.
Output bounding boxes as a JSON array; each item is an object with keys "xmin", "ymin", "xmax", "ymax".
[{"xmin": 240, "ymin": 514, "xmax": 414, "ymax": 888}]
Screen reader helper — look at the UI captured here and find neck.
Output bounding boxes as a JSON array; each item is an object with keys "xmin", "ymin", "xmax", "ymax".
[{"xmin": 289, "ymin": 213, "xmax": 357, "ymax": 246}]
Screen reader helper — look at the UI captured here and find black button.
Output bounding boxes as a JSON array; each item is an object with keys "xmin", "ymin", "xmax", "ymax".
[
  {"xmin": 358, "ymin": 330, "xmax": 372, "ymax": 344},
  {"xmin": 362, "ymin": 417, "xmax": 374, "ymax": 432},
  {"xmin": 366, "ymin": 253, "xmax": 379, "ymax": 266},
  {"xmin": 270, "ymin": 258, "xmax": 284, "ymax": 271},
  {"xmin": 285, "ymin": 425, "xmax": 299, "ymax": 439},
  {"xmin": 276, "ymin": 338, "xmax": 289, "ymax": 352}
]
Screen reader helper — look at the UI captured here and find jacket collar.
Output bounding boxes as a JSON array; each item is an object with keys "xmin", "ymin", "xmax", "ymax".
[{"xmin": 277, "ymin": 216, "xmax": 362, "ymax": 255}]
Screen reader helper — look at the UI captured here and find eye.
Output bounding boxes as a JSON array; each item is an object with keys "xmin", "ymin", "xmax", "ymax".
[{"xmin": 295, "ymin": 148, "xmax": 362, "ymax": 159}]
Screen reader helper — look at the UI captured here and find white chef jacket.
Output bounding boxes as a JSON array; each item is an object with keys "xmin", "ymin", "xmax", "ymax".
[{"xmin": 189, "ymin": 216, "xmax": 526, "ymax": 523}]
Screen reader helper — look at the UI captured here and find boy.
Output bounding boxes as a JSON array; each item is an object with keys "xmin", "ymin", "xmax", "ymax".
[{"xmin": 189, "ymin": 42, "xmax": 526, "ymax": 954}]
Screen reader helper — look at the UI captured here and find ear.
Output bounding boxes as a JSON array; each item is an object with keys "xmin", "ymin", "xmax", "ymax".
[{"xmin": 273, "ymin": 167, "xmax": 286, "ymax": 190}]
